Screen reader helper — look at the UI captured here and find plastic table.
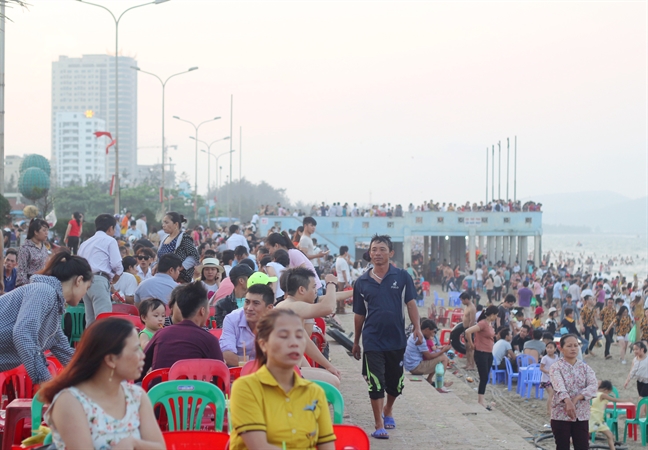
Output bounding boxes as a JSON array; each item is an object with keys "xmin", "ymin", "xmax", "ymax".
[{"xmin": 608, "ymin": 402, "xmax": 637, "ymax": 440}]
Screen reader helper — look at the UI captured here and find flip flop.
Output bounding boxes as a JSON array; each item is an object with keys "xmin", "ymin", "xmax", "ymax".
[
  {"xmin": 383, "ymin": 415, "xmax": 396, "ymax": 429},
  {"xmin": 371, "ymin": 428, "xmax": 390, "ymax": 439}
]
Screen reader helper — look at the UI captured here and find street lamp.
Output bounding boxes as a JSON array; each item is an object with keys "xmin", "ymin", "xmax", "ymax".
[
  {"xmin": 192, "ymin": 136, "xmax": 230, "ymax": 223},
  {"xmin": 76, "ymin": 0, "xmax": 170, "ymax": 215},
  {"xmin": 173, "ymin": 115, "xmax": 221, "ymax": 219},
  {"xmin": 131, "ymin": 66, "xmax": 198, "ymax": 210}
]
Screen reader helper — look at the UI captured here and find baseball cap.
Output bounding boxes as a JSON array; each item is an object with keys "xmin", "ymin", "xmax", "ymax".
[
  {"xmin": 247, "ymin": 271, "xmax": 278, "ymax": 288},
  {"xmin": 535, "ymin": 306, "xmax": 544, "ymax": 316},
  {"xmin": 229, "ymin": 264, "xmax": 254, "ymax": 283}
]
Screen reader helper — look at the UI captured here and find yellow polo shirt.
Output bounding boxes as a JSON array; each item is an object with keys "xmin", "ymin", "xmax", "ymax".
[{"xmin": 229, "ymin": 365, "xmax": 336, "ymax": 450}]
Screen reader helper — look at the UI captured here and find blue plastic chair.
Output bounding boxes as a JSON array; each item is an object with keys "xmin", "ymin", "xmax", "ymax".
[
  {"xmin": 433, "ymin": 291, "xmax": 444, "ymax": 307},
  {"xmin": 522, "ymin": 364, "xmax": 544, "ymax": 399},
  {"xmin": 489, "ymin": 360, "xmax": 506, "ymax": 385},
  {"xmin": 504, "ymin": 358, "xmax": 518, "ymax": 391},
  {"xmin": 515, "ymin": 354, "xmax": 536, "ymax": 394},
  {"xmin": 448, "ymin": 291, "xmax": 461, "ymax": 307}
]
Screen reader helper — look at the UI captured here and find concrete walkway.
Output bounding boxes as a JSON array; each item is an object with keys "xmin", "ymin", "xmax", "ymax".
[{"xmin": 329, "ymin": 316, "xmax": 535, "ymax": 449}]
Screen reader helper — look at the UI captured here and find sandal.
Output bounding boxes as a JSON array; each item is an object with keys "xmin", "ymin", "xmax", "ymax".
[
  {"xmin": 371, "ymin": 428, "xmax": 390, "ymax": 439},
  {"xmin": 383, "ymin": 415, "xmax": 396, "ymax": 429}
]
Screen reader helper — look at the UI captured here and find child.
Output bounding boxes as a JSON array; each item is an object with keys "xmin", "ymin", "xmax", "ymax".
[
  {"xmin": 531, "ymin": 306, "xmax": 544, "ymax": 330},
  {"xmin": 138, "ymin": 298, "xmax": 166, "ymax": 348},
  {"xmin": 624, "ymin": 341, "xmax": 648, "ymax": 415},
  {"xmin": 590, "ymin": 380, "xmax": 631, "ymax": 450},
  {"xmin": 539, "ymin": 342, "xmax": 559, "ymax": 417},
  {"xmin": 545, "ymin": 307, "xmax": 558, "ymax": 335},
  {"xmin": 199, "ymin": 258, "xmax": 223, "ymax": 300}
]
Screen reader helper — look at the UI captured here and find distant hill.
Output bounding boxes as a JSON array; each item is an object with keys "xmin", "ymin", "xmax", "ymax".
[{"xmin": 523, "ymin": 191, "xmax": 647, "ymax": 235}]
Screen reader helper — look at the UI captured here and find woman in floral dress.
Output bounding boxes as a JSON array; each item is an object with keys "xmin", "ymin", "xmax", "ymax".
[{"xmin": 41, "ymin": 318, "xmax": 164, "ymax": 449}]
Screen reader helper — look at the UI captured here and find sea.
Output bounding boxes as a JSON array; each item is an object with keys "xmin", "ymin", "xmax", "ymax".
[{"xmin": 540, "ymin": 234, "xmax": 648, "ymax": 281}]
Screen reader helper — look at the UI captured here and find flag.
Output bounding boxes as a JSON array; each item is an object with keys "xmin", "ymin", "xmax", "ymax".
[
  {"xmin": 45, "ymin": 209, "xmax": 57, "ymax": 228},
  {"xmin": 94, "ymin": 131, "xmax": 116, "ymax": 154}
]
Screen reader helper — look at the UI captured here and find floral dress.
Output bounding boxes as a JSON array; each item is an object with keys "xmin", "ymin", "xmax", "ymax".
[{"xmin": 45, "ymin": 381, "xmax": 143, "ymax": 449}]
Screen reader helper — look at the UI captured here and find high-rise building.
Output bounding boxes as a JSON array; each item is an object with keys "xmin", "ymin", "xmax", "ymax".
[
  {"xmin": 3, "ymin": 155, "xmax": 23, "ymax": 191},
  {"xmin": 53, "ymin": 111, "xmax": 106, "ymax": 186},
  {"xmin": 51, "ymin": 54, "xmax": 138, "ymax": 185}
]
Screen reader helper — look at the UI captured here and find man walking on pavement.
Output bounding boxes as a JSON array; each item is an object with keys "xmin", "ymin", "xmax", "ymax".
[{"xmin": 352, "ymin": 234, "xmax": 424, "ymax": 440}]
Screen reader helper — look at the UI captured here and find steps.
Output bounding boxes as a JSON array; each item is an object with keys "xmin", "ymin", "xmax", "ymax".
[{"xmin": 328, "ymin": 339, "xmax": 534, "ymax": 449}]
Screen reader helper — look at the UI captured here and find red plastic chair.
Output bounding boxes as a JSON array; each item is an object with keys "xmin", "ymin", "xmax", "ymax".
[
  {"xmin": 209, "ymin": 306, "xmax": 216, "ymax": 318},
  {"xmin": 436, "ymin": 306, "xmax": 448, "ymax": 326},
  {"xmin": 163, "ymin": 431, "xmax": 229, "ymax": 450},
  {"xmin": 112, "ymin": 303, "xmax": 140, "ymax": 316},
  {"xmin": 168, "ymin": 359, "xmax": 231, "ymax": 395},
  {"xmin": 229, "ymin": 367, "xmax": 242, "ymax": 382},
  {"xmin": 314, "ymin": 317, "xmax": 326, "ymax": 335},
  {"xmin": 0, "ymin": 366, "xmax": 35, "ymax": 409},
  {"xmin": 141, "ymin": 368, "xmax": 170, "ymax": 392},
  {"xmin": 333, "ymin": 424, "xmax": 370, "ymax": 450},
  {"xmin": 439, "ymin": 329, "xmax": 451, "ymax": 346},
  {"xmin": 96, "ymin": 312, "xmax": 144, "ymax": 330},
  {"xmin": 209, "ymin": 328, "xmax": 223, "ymax": 339},
  {"xmin": 1, "ymin": 399, "xmax": 32, "ymax": 449}
]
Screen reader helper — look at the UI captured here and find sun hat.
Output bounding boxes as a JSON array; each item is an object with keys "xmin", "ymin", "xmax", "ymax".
[{"xmin": 195, "ymin": 258, "xmax": 225, "ymax": 276}]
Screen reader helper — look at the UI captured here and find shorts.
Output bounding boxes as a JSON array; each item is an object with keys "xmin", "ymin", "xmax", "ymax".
[
  {"xmin": 362, "ymin": 349, "xmax": 406, "ymax": 400},
  {"xmin": 617, "ymin": 335, "xmax": 629, "ymax": 342},
  {"xmin": 540, "ymin": 381, "xmax": 552, "ymax": 389},
  {"xmin": 637, "ymin": 380, "xmax": 648, "ymax": 397}
]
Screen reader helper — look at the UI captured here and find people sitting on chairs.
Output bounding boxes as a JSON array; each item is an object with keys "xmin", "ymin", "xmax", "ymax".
[
  {"xmin": 41, "ymin": 317, "xmax": 165, "ymax": 449},
  {"xmin": 523, "ymin": 329, "xmax": 546, "ymax": 361},
  {"xmin": 134, "ymin": 253, "xmax": 182, "ymax": 305},
  {"xmin": 229, "ymin": 309, "xmax": 336, "ymax": 450},
  {"xmin": 511, "ymin": 324, "xmax": 531, "ymax": 353},
  {"xmin": 221, "ymin": 283, "xmax": 275, "ymax": 367},
  {"xmin": 403, "ymin": 319, "xmax": 453, "ymax": 388},
  {"xmin": 140, "ymin": 282, "xmax": 223, "ymax": 377},
  {"xmin": 492, "ymin": 328, "xmax": 517, "ymax": 371}
]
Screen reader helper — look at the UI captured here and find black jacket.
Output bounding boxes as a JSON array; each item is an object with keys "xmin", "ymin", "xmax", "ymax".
[{"xmin": 215, "ymin": 293, "xmax": 238, "ymax": 328}]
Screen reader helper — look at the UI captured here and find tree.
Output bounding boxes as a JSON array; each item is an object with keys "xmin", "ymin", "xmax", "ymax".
[
  {"xmin": 211, "ymin": 178, "xmax": 291, "ymax": 223},
  {"xmin": 4, "ymin": 173, "xmax": 16, "ymax": 192},
  {"xmin": 0, "ymin": 194, "xmax": 11, "ymax": 226}
]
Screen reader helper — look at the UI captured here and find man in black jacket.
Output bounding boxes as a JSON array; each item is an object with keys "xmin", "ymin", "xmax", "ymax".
[{"xmin": 215, "ymin": 263, "xmax": 253, "ymax": 327}]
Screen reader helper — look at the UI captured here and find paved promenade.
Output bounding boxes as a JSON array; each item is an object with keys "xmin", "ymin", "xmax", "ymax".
[{"xmin": 331, "ymin": 314, "xmax": 535, "ymax": 450}]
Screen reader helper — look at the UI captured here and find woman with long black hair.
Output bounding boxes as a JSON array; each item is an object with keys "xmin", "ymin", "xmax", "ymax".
[
  {"xmin": 63, "ymin": 212, "xmax": 83, "ymax": 255},
  {"xmin": 464, "ymin": 304, "xmax": 499, "ymax": 410},
  {"xmin": 0, "ymin": 250, "xmax": 92, "ymax": 383}
]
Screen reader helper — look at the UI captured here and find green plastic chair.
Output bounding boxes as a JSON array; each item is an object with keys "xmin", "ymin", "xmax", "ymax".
[
  {"xmin": 147, "ymin": 380, "xmax": 226, "ymax": 431},
  {"xmin": 312, "ymin": 380, "xmax": 344, "ymax": 424},
  {"xmin": 64, "ymin": 305, "xmax": 86, "ymax": 345},
  {"xmin": 31, "ymin": 393, "xmax": 52, "ymax": 445},
  {"xmin": 624, "ymin": 397, "xmax": 648, "ymax": 445}
]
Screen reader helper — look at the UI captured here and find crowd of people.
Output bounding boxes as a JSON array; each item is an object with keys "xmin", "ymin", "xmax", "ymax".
[{"xmin": 258, "ymin": 199, "xmax": 542, "ymax": 218}]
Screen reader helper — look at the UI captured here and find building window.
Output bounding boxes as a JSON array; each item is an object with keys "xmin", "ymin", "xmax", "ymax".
[
  {"xmin": 387, "ymin": 222, "xmax": 394, "ymax": 228},
  {"xmin": 362, "ymin": 222, "xmax": 370, "ymax": 229},
  {"xmin": 437, "ymin": 217, "xmax": 444, "ymax": 223},
  {"xmin": 481, "ymin": 217, "xmax": 488, "ymax": 224},
  {"xmin": 415, "ymin": 217, "xmax": 423, "ymax": 224},
  {"xmin": 525, "ymin": 217, "xmax": 532, "ymax": 223},
  {"xmin": 458, "ymin": 217, "xmax": 464, "ymax": 223},
  {"xmin": 332, "ymin": 222, "xmax": 339, "ymax": 229},
  {"xmin": 503, "ymin": 217, "xmax": 510, "ymax": 223}
]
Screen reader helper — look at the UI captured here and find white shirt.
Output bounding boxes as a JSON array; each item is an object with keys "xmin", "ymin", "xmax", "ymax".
[
  {"xmin": 226, "ymin": 233, "xmax": 250, "ymax": 252},
  {"xmin": 78, "ymin": 231, "xmax": 123, "ymax": 280},
  {"xmin": 251, "ymin": 214, "xmax": 259, "ymax": 224},
  {"xmin": 113, "ymin": 272, "xmax": 138, "ymax": 298},
  {"xmin": 137, "ymin": 265, "xmax": 154, "ymax": 281},
  {"xmin": 492, "ymin": 339, "xmax": 512, "ymax": 365},
  {"xmin": 135, "ymin": 218, "xmax": 148, "ymax": 237},
  {"xmin": 335, "ymin": 256, "xmax": 351, "ymax": 284},
  {"xmin": 475, "ymin": 268, "xmax": 483, "ymax": 281},
  {"xmin": 493, "ymin": 275, "xmax": 503, "ymax": 288},
  {"xmin": 299, "ymin": 235, "xmax": 315, "ymax": 259},
  {"xmin": 267, "ymin": 261, "xmax": 286, "ymax": 298}
]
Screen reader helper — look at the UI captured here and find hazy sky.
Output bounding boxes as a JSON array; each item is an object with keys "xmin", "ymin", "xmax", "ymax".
[{"xmin": 5, "ymin": 1, "xmax": 647, "ymax": 207}]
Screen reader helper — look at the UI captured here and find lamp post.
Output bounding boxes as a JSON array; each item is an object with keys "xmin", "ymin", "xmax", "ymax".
[
  {"xmin": 77, "ymin": 0, "xmax": 170, "ymax": 215},
  {"xmin": 192, "ymin": 136, "xmax": 230, "ymax": 224},
  {"xmin": 131, "ymin": 66, "xmax": 197, "ymax": 209},
  {"xmin": 173, "ymin": 116, "xmax": 220, "ymax": 220}
]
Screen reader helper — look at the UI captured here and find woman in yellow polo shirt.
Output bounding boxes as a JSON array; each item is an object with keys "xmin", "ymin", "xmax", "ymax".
[{"xmin": 230, "ymin": 309, "xmax": 336, "ymax": 449}]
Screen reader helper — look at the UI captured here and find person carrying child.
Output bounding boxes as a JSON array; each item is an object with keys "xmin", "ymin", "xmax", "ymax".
[
  {"xmin": 590, "ymin": 380, "xmax": 631, "ymax": 450},
  {"xmin": 137, "ymin": 298, "xmax": 166, "ymax": 348}
]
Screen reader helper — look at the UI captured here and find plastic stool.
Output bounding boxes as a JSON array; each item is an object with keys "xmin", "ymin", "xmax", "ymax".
[{"xmin": 1, "ymin": 399, "xmax": 32, "ymax": 449}]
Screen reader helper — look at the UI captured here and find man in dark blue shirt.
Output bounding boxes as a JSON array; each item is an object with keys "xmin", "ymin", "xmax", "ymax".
[
  {"xmin": 352, "ymin": 235, "xmax": 423, "ymax": 440},
  {"xmin": 3, "ymin": 248, "xmax": 18, "ymax": 293}
]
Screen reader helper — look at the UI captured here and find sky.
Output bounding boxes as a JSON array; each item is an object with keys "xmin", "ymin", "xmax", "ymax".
[{"xmin": 4, "ymin": 1, "xmax": 647, "ymax": 207}]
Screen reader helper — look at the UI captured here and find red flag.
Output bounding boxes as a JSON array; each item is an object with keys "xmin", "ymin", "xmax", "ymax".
[{"xmin": 94, "ymin": 131, "xmax": 116, "ymax": 155}]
